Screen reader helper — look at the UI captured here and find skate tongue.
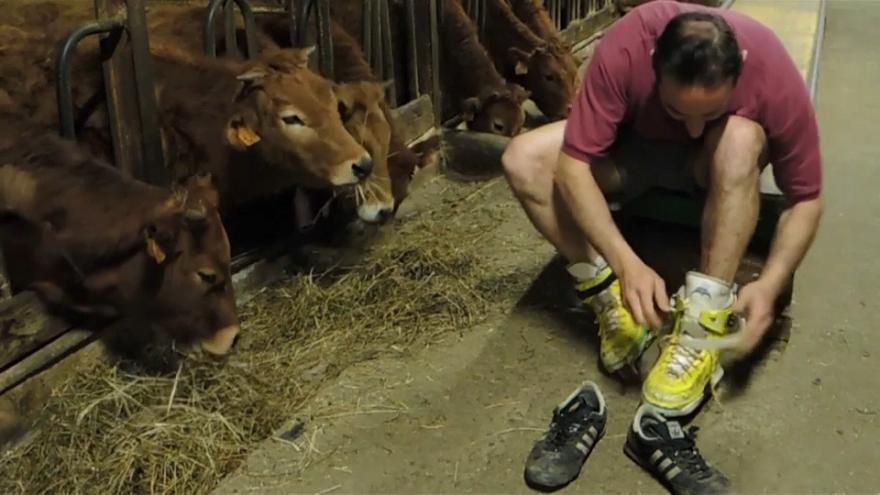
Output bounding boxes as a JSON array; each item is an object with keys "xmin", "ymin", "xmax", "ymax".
[{"xmin": 684, "ymin": 272, "xmax": 733, "ymax": 312}]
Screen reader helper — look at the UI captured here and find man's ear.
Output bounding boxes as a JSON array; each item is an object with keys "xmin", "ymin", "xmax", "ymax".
[{"xmin": 741, "ymin": 49, "xmax": 748, "ymax": 62}]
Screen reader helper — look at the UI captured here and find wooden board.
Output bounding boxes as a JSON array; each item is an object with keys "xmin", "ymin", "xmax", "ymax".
[
  {"xmin": 0, "ymin": 293, "xmax": 74, "ymax": 375},
  {"xmin": 389, "ymin": 94, "xmax": 435, "ymax": 145}
]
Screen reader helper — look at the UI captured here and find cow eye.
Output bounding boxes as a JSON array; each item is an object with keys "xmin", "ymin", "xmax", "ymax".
[
  {"xmin": 197, "ymin": 269, "xmax": 218, "ymax": 286},
  {"xmin": 281, "ymin": 114, "xmax": 305, "ymax": 126},
  {"xmin": 544, "ymin": 73, "xmax": 556, "ymax": 82}
]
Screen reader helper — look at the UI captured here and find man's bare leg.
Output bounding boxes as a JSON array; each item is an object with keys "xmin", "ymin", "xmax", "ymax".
[
  {"xmin": 700, "ymin": 116, "xmax": 767, "ymax": 282},
  {"xmin": 503, "ymin": 121, "xmax": 651, "ymax": 375},
  {"xmin": 642, "ymin": 116, "xmax": 768, "ymax": 416},
  {"xmin": 502, "ymin": 120, "xmax": 624, "ymax": 264}
]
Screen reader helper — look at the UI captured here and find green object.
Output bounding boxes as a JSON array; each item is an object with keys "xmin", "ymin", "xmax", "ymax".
[{"xmin": 619, "ymin": 189, "xmax": 786, "ymax": 255}]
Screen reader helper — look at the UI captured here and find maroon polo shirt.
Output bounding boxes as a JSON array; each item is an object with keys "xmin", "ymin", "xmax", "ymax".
[{"xmin": 562, "ymin": 0, "xmax": 822, "ymax": 203}]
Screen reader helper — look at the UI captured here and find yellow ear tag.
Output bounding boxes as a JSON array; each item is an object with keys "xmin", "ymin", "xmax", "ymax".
[
  {"xmin": 146, "ymin": 238, "xmax": 167, "ymax": 264},
  {"xmin": 237, "ymin": 127, "xmax": 261, "ymax": 147}
]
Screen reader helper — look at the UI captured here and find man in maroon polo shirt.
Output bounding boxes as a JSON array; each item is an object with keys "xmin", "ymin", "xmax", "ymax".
[{"xmin": 508, "ymin": 1, "xmax": 822, "ymax": 492}]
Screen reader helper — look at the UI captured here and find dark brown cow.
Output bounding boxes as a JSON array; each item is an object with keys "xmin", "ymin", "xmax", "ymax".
[
  {"xmin": 481, "ymin": 0, "xmax": 575, "ymax": 120},
  {"xmin": 0, "ymin": 130, "xmax": 240, "ymax": 355},
  {"xmin": 439, "ymin": 0, "xmax": 529, "ymax": 136},
  {"xmin": 508, "ymin": 0, "xmax": 580, "ymax": 89}
]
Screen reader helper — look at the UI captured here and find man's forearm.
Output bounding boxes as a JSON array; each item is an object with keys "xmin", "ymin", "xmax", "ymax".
[
  {"xmin": 760, "ymin": 197, "xmax": 823, "ymax": 293},
  {"xmin": 554, "ymin": 152, "xmax": 638, "ymax": 270}
]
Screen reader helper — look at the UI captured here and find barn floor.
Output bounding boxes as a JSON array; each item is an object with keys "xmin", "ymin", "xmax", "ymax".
[{"xmin": 212, "ymin": 1, "xmax": 880, "ymax": 493}]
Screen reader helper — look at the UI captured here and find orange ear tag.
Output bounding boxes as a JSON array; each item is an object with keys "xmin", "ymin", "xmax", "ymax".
[{"xmin": 237, "ymin": 127, "xmax": 261, "ymax": 147}]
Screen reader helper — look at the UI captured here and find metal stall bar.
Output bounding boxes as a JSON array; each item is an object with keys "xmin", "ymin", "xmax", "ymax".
[
  {"xmin": 404, "ymin": 0, "xmax": 441, "ymax": 125},
  {"xmin": 295, "ymin": 0, "xmax": 333, "ymax": 78},
  {"xmin": 56, "ymin": 18, "xmax": 124, "ymax": 139},
  {"xmin": 204, "ymin": 0, "xmax": 258, "ymax": 59},
  {"xmin": 60, "ymin": 0, "xmax": 165, "ymax": 185},
  {"xmin": 464, "ymin": 0, "xmax": 487, "ymax": 40},
  {"xmin": 362, "ymin": 0, "xmax": 397, "ymax": 104}
]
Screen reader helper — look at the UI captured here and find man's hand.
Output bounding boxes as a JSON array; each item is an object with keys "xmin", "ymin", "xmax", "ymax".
[
  {"xmin": 732, "ymin": 279, "xmax": 779, "ymax": 354},
  {"xmin": 618, "ymin": 259, "xmax": 670, "ymax": 330}
]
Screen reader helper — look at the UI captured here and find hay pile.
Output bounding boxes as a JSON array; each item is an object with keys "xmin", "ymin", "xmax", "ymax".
[{"xmin": 0, "ymin": 188, "xmax": 513, "ymax": 494}]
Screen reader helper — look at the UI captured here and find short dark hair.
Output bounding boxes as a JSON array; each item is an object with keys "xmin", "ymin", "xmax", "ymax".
[{"xmin": 652, "ymin": 12, "xmax": 742, "ymax": 86}]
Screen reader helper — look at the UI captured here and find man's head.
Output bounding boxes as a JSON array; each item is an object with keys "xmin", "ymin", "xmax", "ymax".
[{"xmin": 653, "ymin": 12, "xmax": 745, "ymax": 138}]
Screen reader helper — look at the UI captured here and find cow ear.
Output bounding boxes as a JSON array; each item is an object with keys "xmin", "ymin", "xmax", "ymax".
[
  {"xmin": 461, "ymin": 97, "xmax": 480, "ymax": 122},
  {"xmin": 143, "ymin": 225, "xmax": 168, "ymax": 264},
  {"xmin": 225, "ymin": 114, "xmax": 261, "ymax": 151},
  {"xmin": 508, "ymin": 47, "xmax": 531, "ymax": 75}
]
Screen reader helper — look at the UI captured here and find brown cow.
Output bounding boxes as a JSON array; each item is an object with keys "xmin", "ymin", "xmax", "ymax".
[
  {"xmin": 148, "ymin": 42, "xmax": 373, "ymax": 211},
  {"xmin": 508, "ymin": 0, "xmax": 580, "ymax": 88},
  {"xmin": 481, "ymin": 0, "xmax": 575, "ymax": 120},
  {"xmin": 250, "ymin": 15, "xmax": 435, "ymax": 221},
  {"xmin": 439, "ymin": 0, "xmax": 529, "ymax": 136},
  {"xmin": 0, "ymin": 130, "xmax": 240, "ymax": 356}
]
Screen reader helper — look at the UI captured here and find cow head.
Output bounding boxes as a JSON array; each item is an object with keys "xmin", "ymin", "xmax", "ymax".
[
  {"xmin": 334, "ymin": 80, "xmax": 395, "ymax": 223},
  {"xmin": 145, "ymin": 173, "xmax": 240, "ymax": 356},
  {"xmin": 223, "ymin": 47, "xmax": 374, "ymax": 189},
  {"xmin": 461, "ymin": 83, "xmax": 529, "ymax": 137},
  {"xmin": 508, "ymin": 45, "xmax": 575, "ymax": 120},
  {"xmin": 62, "ymin": 173, "xmax": 241, "ymax": 356}
]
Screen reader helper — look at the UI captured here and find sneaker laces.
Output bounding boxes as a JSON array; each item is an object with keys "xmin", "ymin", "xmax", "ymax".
[
  {"xmin": 546, "ymin": 403, "xmax": 588, "ymax": 450},
  {"xmin": 665, "ymin": 426, "xmax": 715, "ymax": 480}
]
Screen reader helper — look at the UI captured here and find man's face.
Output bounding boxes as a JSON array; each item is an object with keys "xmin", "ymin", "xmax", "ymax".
[{"xmin": 658, "ymin": 77, "xmax": 734, "ymax": 138}]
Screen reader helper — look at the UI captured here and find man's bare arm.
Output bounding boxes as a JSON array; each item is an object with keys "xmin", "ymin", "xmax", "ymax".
[
  {"xmin": 554, "ymin": 152, "xmax": 669, "ymax": 328},
  {"xmin": 760, "ymin": 197, "xmax": 823, "ymax": 294}
]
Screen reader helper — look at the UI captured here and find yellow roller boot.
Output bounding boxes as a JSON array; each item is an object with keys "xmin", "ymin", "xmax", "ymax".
[
  {"xmin": 568, "ymin": 260, "xmax": 653, "ymax": 374},
  {"xmin": 642, "ymin": 271, "xmax": 737, "ymax": 416}
]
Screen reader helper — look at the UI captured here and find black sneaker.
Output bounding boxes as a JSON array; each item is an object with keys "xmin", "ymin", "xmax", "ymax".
[
  {"xmin": 624, "ymin": 404, "xmax": 731, "ymax": 495},
  {"xmin": 524, "ymin": 381, "xmax": 607, "ymax": 491}
]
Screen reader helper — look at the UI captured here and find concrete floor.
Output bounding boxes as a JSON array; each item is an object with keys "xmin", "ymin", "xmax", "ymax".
[{"xmin": 214, "ymin": 1, "xmax": 880, "ymax": 493}]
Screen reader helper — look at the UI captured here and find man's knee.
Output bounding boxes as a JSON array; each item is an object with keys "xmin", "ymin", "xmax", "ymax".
[
  {"xmin": 502, "ymin": 130, "xmax": 557, "ymax": 192},
  {"xmin": 705, "ymin": 116, "xmax": 766, "ymax": 188}
]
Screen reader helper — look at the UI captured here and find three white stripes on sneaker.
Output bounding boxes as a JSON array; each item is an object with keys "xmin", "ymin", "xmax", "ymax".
[
  {"xmin": 574, "ymin": 425, "xmax": 599, "ymax": 455},
  {"xmin": 650, "ymin": 449, "xmax": 683, "ymax": 481}
]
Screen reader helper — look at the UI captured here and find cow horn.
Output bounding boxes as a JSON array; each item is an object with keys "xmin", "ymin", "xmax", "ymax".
[{"xmin": 236, "ymin": 70, "xmax": 266, "ymax": 83}]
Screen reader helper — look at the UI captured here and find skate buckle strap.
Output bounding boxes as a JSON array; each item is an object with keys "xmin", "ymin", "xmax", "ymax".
[
  {"xmin": 575, "ymin": 271, "xmax": 618, "ymax": 300},
  {"xmin": 681, "ymin": 313, "xmax": 746, "ymax": 351},
  {"xmin": 698, "ymin": 309, "xmax": 735, "ymax": 335}
]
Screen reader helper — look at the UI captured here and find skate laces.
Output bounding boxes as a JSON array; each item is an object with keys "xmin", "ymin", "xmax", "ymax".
[{"xmin": 661, "ymin": 295, "xmax": 707, "ymax": 379}]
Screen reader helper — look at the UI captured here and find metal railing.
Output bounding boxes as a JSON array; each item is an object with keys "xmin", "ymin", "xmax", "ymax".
[
  {"xmin": 204, "ymin": 0, "xmax": 258, "ymax": 58},
  {"xmin": 545, "ymin": 0, "xmax": 614, "ymax": 31},
  {"xmin": 56, "ymin": 0, "xmax": 166, "ymax": 185}
]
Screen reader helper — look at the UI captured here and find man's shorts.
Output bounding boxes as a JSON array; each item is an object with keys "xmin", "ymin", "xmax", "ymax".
[{"xmin": 602, "ymin": 131, "xmax": 706, "ymax": 205}]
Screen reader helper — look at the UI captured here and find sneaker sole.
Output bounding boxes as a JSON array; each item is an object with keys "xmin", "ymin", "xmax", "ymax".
[{"xmin": 644, "ymin": 365, "xmax": 725, "ymax": 418}]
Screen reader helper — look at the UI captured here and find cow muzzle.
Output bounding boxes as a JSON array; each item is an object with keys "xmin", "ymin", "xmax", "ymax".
[{"xmin": 200, "ymin": 324, "xmax": 241, "ymax": 356}]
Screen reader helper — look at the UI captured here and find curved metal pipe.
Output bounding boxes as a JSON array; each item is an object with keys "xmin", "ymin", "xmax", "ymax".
[{"xmin": 55, "ymin": 18, "xmax": 124, "ymax": 138}]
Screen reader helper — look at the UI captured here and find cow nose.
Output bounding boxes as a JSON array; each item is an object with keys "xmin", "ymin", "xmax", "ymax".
[
  {"xmin": 352, "ymin": 156, "xmax": 373, "ymax": 181},
  {"xmin": 377, "ymin": 208, "xmax": 393, "ymax": 223}
]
